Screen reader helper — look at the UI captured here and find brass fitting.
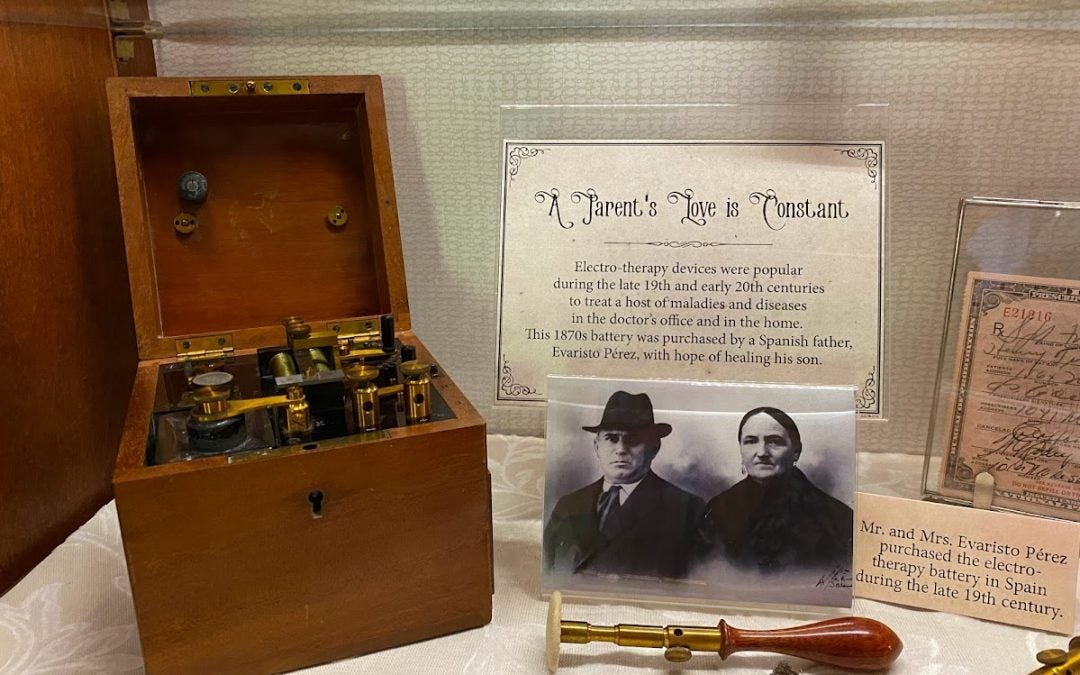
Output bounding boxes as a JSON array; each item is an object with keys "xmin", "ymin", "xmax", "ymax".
[
  {"xmin": 283, "ymin": 316, "xmax": 311, "ymax": 343},
  {"xmin": 269, "ymin": 351, "xmax": 299, "ymax": 379},
  {"xmin": 344, "ymin": 364, "xmax": 381, "ymax": 432},
  {"xmin": 400, "ymin": 360, "xmax": 432, "ymax": 424},
  {"xmin": 306, "ymin": 348, "xmax": 332, "ymax": 375},
  {"xmin": 190, "ymin": 371, "xmax": 234, "ymax": 421},
  {"xmin": 284, "ymin": 385, "xmax": 311, "ymax": 437}
]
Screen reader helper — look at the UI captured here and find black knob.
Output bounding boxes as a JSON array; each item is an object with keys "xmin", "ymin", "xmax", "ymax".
[{"xmin": 178, "ymin": 171, "xmax": 209, "ymax": 203}]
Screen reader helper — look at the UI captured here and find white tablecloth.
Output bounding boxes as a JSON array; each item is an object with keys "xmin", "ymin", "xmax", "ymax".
[{"xmin": 1, "ymin": 436, "xmax": 1073, "ymax": 674}]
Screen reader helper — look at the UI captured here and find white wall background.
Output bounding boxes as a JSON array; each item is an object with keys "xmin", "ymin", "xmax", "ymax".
[{"xmin": 147, "ymin": 1, "xmax": 1080, "ymax": 452}]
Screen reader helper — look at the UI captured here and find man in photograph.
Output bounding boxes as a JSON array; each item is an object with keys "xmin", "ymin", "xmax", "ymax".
[{"xmin": 543, "ymin": 390, "xmax": 705, "ymax": 579}]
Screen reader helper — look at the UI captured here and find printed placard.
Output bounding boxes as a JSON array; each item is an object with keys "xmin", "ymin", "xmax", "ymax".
[
  {"xmin": 854, "ymin": 493, "xmax": 1079, "ymax": 633},
  {"xmin": 496, "ymin": 141, "xmax": 884, "ymax": 414}
]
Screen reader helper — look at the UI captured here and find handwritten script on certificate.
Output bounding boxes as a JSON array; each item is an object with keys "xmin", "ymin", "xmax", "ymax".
[
  {"xmin": 495, "ymin": 141, "xmax": 884, "ymax": 413},
  {"xmin": 940, "ymin": 272, "xmax": 1080, "ymax": 520}
]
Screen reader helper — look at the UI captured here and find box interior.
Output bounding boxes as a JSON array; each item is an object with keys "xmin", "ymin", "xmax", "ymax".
[{"xmin": 130, "ymin": 93, "xmax": 389, "ymax": 337}]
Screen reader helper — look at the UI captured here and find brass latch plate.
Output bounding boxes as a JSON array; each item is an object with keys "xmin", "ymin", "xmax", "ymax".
[
  {"xmin": 175, "ymin": 334, "xmax": 235, "ymax": 361},
  {"xmin": 190, "ymin": 79, "xmax": 311, "ymax": 96}
]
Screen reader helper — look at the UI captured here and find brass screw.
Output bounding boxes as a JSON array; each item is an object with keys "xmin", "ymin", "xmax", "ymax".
[
  {"xmin": 245, "ymin": 80, "xmax": 256, "ymax": 93},
  {"xmin": 664, "ymin": 646, "xmax": 692, "ymax": 663}
]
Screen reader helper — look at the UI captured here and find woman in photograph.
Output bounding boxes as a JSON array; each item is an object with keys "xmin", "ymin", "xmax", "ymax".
[{"xmin": 703, "ymin": 407, "xmax": 853, "ymax": 573}]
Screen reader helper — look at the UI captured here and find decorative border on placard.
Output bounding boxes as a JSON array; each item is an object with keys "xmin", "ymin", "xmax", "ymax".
[
  {"xmin": 854, "ymin": 367, "xmax": 877, "ymax": 412},
  {"xmin": 499, "ymin": 354, "xmax": 540, "ymax": 398},
  {"xmin": 507, "ymin": 146, "xmax": 546, "ymax": 182},
  {"xmin": 835, "ymin": 146, "xmax": 879, "ymax": 185}
]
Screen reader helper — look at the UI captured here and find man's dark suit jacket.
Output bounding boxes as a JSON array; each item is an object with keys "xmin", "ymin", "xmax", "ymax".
[{"xmin": 543, "ymin": 471, "xmax": 705, "ymax": 579}]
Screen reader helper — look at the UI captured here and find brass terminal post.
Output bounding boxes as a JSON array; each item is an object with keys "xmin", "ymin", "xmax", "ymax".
[
  {"xmin": 344, "ymin": 364, "xmax": 381, "ymax": 432},
  {"xmin": 400, "ymin": 360, "xmax": 432, "ymax": 424}
]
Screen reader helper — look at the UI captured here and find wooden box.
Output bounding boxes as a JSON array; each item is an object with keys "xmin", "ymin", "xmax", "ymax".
[{"xmin": 107, "ymin": 76, "xmax": 493, "ymax": 674}]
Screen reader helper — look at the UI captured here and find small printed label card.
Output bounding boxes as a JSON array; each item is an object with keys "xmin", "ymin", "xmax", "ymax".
[{"xmin": 854, "ymin": 493, "xmax": 1079, "ymax": 633}]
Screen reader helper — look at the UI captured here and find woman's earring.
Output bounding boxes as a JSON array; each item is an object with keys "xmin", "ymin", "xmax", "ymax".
[{"xmin": 740, "ymin": 465, "xmax": 746, "ymax": 475}]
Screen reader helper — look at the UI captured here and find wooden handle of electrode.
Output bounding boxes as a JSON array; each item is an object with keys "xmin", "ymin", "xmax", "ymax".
[{"xmin": 720, "ymin": 616, "xmax": 903, "ymax": 672}]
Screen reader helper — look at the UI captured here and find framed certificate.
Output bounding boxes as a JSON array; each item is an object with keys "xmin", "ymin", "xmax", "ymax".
[
  {"xmin": 924, "ymin": 198, "xmax": 1080, "ymax": 521},
  {"xmin": 938, "ymin": 272, "xmax": 1080, "ymax": 519}
]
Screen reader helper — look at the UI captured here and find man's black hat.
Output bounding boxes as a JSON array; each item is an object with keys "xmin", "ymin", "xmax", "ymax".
[{"xmin": 582, "ymin": 391, "xmax": 672, "ymax": 437}]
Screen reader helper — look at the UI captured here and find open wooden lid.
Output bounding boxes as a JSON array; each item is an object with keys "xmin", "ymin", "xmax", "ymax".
[{"xmin": 106, "ymin": 76, "xmax": 410, "ymax": 360}]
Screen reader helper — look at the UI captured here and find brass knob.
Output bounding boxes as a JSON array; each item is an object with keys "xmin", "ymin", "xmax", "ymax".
[
  {"xmin": 663, "ymin": 646, "xmax": 692, "ymax": 663},
  {"xmin": 1036, "ymin": 649, "xmax": 1068, "ymax": 665},
  {"xmin": 399, "ymin": 360, "xmax": 431, "ymax": 377},
  {"xmin": 344, "ymin": 364, "xmax": 380, "ymax": 384},
  {"xmin": 191, "ymin": 370, "xmax": 232, "ymax": 394},
  {"xmin": 178, "ymin": 171, "xmax": 208, "ymax": 203},
  {"xmin": 286, "ymin": 322, "xmax": 312, "ymax": 340},
  {"xmin": 282, "ymin": 316, "xmax": 304, "ymax": 336},
  {"xmin": 190, "ymin": 371, "xmax": 233, "ymax": 419}
]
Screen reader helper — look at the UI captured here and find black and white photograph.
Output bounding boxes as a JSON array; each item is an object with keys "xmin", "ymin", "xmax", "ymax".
[{"xmin": 542, "ymin": 375, "xmax": 857, "ymax": 609}]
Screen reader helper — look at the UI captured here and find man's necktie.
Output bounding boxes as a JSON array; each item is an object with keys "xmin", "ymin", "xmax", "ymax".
[{"xmin": 597, "ymin": 485, "xmax": 623, "ymax": 538}]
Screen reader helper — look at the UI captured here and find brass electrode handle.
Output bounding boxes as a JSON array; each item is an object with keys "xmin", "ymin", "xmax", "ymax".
[{"xmin": 546, "ymin": 592, "xmax": 902, "ymax": 673}]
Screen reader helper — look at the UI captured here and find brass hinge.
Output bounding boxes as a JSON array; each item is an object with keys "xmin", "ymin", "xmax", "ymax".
[
  {"xmin": 175, "ymin": 334, "xmax": 235, "ymax": 361},
  {"xmin": 189, "ymin": 79, "xmax": 311, "ymax": 96},
  {"xmin": 326, "ymin": 315, "xmax": 393, "ymax": 358},
  {"xmin": 108, "ymin": 0, "xmax": 163, "ymax": 63}
]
